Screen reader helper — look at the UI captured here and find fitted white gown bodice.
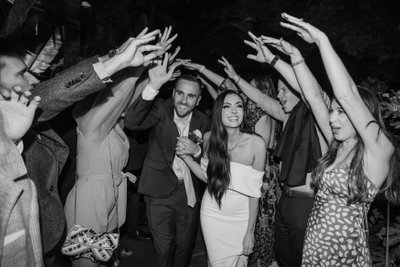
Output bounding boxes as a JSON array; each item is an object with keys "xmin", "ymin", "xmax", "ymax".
[{"xmin": 200, "ymin": 158, "xmax": 264, "ymax": 266}]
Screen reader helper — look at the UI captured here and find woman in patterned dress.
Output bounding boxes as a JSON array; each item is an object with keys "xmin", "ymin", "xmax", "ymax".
[{"xmin": 262, "ymin": 13, "xmax": 399, "ymax": 266}]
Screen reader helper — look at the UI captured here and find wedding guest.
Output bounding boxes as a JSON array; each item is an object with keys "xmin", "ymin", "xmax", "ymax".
[
  {"xmin": 0, "ymin": 29, "xmax": 161, "ymax": 265},
  {"xmin": 276, "ymin": 13, "xmax": 399, "ymax": 266},
  {"xmin": 0, "ymin": 84, "xmax": 42, "ymax": 266},
  {"xmin": 222, "ymin": 35, "xmax": 329, "ymax": 266}
]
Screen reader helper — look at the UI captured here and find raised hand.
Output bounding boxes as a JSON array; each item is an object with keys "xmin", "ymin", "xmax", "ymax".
[
  {"xmin": 217, "ymin": 56, "xmax": 239, "ymax": 81},
  {"xmin": 181, "ymin": 60, "xmax": 203, "ymax": 71},
  {"xmin": 109, "ymin": 29, "xmax": 162, "ymax": 71},
  {"xmin": 244, "ymin": 31, "xmax": 275, "ymax": 63},
  {"xmin": 280, "ymin": 12, "xmax": 327, "ymax": 44},
  {"xmin": 169, "ymin": 70, "xmax": 182, "ymax": 81},
  {"xmin": 148, "ymin": 53, "xmax": 184, "ymax": 90},
  {"xmin": 260, "ymin": 36, "xmax": 302, "ymax": 58},
  {"xmin": 0, "ymin": 87, "xmax": 41, "ymax": 141},
  {"xmin": 154, "ymin": 26, "xmax": 178, "ymax": 58},
  {"xmin": 168, "ymin": 46, "xmax": 181, "ymax": 65}
]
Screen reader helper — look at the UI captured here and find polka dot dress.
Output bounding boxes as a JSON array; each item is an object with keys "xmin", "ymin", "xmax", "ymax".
[{"xmin": 302, "ymin": 164, "xmax": 378, "ymax": 267}]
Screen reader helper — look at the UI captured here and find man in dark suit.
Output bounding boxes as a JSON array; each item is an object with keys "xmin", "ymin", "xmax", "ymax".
[
  {"xmin": 124, "ymin": 57, "xmax": 210, "ymax": 267},
  {"xmin": 0, "ymin": 31, "xmax": 161, "ymax": 265}
]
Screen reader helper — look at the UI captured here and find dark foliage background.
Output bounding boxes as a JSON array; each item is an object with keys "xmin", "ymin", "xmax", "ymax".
[{"xmin": 1, "ymin": 0, "xmax": 400, "ymax": 265}]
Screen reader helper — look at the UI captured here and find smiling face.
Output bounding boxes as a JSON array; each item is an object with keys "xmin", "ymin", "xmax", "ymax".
[
  {"xmin": 221, "ymin": 93, "xmax": 244, "ymax": 128},
  {"xmin": 329, "ymin": 99, "xmax": 357, "ymax": 142},
  {"xmin": 0, "ymin": 56, "xmax": 39, "ymax": 94},
  {"xmin": 172, "ymin": 78, "xmax": 202, "ymax": 119},
  {"xmin": 276, "ymin": 80, "xmax": 300, "ymax": 113}
]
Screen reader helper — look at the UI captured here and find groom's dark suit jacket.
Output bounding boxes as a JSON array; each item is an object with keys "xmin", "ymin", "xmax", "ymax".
[{"xmin": 124, "ymin": 96, "xmax": 210, "ymax": 199}]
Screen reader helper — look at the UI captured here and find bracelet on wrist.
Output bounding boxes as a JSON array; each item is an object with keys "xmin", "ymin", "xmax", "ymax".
[
  {"xmin": 199, "ymin": 65, "xmax": 205, "ymax": 74},
  {"xmin": 292, "ymin": 58, "xmax": 305, "ymax": 67},
  {"xmin": 269, "ymin": 55, "xmax": 280, "ymax": 67},
  {"xmin": 235, "ymin": 76, "xmax": 241, "ymax": 84},
  {"xmin": 108, "ymin": 48, "xmax": 117, "ymax": 58}
]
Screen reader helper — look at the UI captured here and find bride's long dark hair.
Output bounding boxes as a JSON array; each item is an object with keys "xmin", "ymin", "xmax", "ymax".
[{"xmin": 207, "ymin": 90, "xmax": 247, "ymax": 207}]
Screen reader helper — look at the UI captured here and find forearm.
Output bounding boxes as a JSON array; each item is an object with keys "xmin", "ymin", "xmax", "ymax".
[
  {"xmin": 317, "ymin": 35, "xmax": 356, "ymax": 100},
  {"xmin": 200, "ymin": 67, "xmax": 225, "ymax": 87},
  {"xmin": 124, "ymin": 86, "xmax": 160, "ymax": 130},
  {"xmin": 246, "ymin": 197, "xmax": 259, "ymax": 232},
  {"xmin": 183, "ymin": 157, "xmax": 207, "ymax": 183},
  {"xmin": 33, "ymin": 56, "xmax": 106, "ymax": 122},
  {"xmin": 76, "ymin": 76, "xmax": 138, "ymax": 141},
  {"xmin": 204, "ymin": 82, "xmax": 218, "ymax": 100},
  {"xmin": 235, "ymin": 77, "xmax": 285, "ymax": 121},
  {"xmin": 273, "ymin": 58, "xmax": 301, "ymax": 93}
]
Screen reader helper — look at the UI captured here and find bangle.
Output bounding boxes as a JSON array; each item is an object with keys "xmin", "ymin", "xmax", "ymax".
[
  {"xmin": 269, "ymin": 55, "xmax": 280, "ymax": 67},
  {"xmin": 292, "ymin": 58, "xmax": 305, "ymax": 67},
  {"xmin": 199, "ymin": 65, "xmax": 205, "ymax": 74},
  {"xmin": 235, "ymin": 76, "xmax": 241, "ymax": 84}
]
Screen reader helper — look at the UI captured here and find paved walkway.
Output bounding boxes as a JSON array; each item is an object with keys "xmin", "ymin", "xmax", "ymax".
[{"xmin": 118, "ymin": 225, "xmax": 207, "ymax": 267}]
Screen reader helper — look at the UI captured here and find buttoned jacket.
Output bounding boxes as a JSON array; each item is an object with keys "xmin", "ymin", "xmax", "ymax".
[
  {"xmin": 0, "ymin": 119, "xmax": 43, "ymax": 266},
  {"xmin": 124, "ymin": 96, "xmax": 210, "ymax": 199}
]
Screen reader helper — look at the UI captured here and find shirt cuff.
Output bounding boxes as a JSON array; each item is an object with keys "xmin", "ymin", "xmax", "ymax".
[
  {"xmin": 193, "ymin": 144, "xmax": 201, "ymax": 158},
  {"xmin": 93, "ymin": 62, "xmax": 113, "ymax": 83},
  {"xmin": 142, "ymin": 84, "xmax": 159, "ymax": 100}
]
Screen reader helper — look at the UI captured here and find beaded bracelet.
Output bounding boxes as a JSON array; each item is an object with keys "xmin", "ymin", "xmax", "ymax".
[
  {"xmin": 292, "ymin": 58, "xmax": 305, "ymax": 67},
  {"xmin": 235, "ymin": 76, "xmax": 241, "ymax": 84}
]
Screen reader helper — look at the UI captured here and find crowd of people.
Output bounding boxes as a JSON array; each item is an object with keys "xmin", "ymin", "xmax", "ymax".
[{"xmin": 0, "ymin": 12, "xmax": 399, "ymax": 267}]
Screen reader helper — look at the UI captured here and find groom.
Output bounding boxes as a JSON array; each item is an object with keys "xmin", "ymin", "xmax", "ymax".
[{"xmin": 124, "ymin": 60, "xmax": 210, "ymax": 266}]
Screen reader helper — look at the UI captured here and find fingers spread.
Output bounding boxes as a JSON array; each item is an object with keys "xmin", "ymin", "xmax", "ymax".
[
  {"xmin": 28, "ymin": 96, "xmax": 41, "ymax": 111},
  {"xmin": 0, "ymin": 88, "xmax": 11, "ymax": 99},
  {"xmin": 246, "ymin": 54, "xmax": 257, "ymax": 61},
  {"xmin": 244, "ymin": 40, "xmax": 258, "ymax": 50},
  {"xmin": 169, "ymin": 46, "xmax": 181, "ymax": 62},
  {"xmin": 140, "ymin": 29, "xmax": 161, "ymax": 40},
  {"xmin": 19, "ymin": 91, "xmax": 31, "ymax": 105},
  {"xmin": 10, "ymin": 86, "xmax": 22, "ymax": 101},
  {"xmin": 136, "ymin": 27, "xmax": 148, "ymax": 38}
]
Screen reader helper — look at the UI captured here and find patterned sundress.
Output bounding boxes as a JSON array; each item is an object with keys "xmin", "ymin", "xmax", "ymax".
[
  {"xmin": 243, "ymin": 94, "xmax": 281, "ymax": 266},
  {"xmin": 302, "ymin": 163, "xmax": 378, "ymax": 266}
]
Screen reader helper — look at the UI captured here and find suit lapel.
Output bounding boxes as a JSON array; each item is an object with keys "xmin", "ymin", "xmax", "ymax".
[
  {"xmin": 158, "ymin": 102, "xmax": 179, "ymax": 165},
  {"xmin": 189, "ymin": 109, "xmax": 202, "ymax": 133}
]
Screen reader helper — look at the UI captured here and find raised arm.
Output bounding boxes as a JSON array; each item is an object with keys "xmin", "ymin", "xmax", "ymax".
[
  {"xmin": 74, "ymin": 70, "xmax": 141, "ymax": 143},
  {"xmin": 262, "ymin": 36, "xmax": 332, "ymax": 143},
  {"xmin": 199, "ymin": 76, "xmax": 218, "ymax": 100},
  {"xmin": 33, "ymin": 28, "xmax": 162, "ymax": 122},
  {"xmin": 124, "ymin": 53, "xmax": 184, "ymax": 130},
  {"xmin": 182, "ymin": 61, "xmax": 226, "ymax": 88},
  {"xmin": 245, "ymin": 32, "xmax": 301, "ymax": 93},
  {"xmin": 281, "ymin": 13, "xmax": 394, "ymax": 185},
  {"xmin": 217, "ymin": 56, "xmax": 286, "ymax": 122}
]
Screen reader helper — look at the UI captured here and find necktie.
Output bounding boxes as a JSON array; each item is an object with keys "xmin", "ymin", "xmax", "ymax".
[{"xmin": 173, "ymin": 121, "xmax": 196, "ymax": 207}]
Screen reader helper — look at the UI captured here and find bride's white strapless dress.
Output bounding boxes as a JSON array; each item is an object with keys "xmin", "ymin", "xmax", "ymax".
[{"xmin": 200, "ymin": 158, "xmax": 264, "ymax": 266}]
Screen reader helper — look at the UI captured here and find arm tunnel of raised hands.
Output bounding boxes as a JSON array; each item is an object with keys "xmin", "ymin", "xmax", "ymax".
[
  {"xmin": 279, "ymin": 12, "xmax": 395, "ymax": 188},
  {"xmin": 1, "ymin": 11, "xmax": 399, "ymax": 267}
]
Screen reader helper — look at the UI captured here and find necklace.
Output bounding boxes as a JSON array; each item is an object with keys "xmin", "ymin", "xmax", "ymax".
[{"xmin": 228, "ymin": 132, "xmax": 242, "ymax": 151}]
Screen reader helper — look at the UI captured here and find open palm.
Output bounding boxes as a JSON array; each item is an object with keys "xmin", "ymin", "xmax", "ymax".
[{"xmin": 0, "ymin": 93, "xmax": 40, "ymax": 141}]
